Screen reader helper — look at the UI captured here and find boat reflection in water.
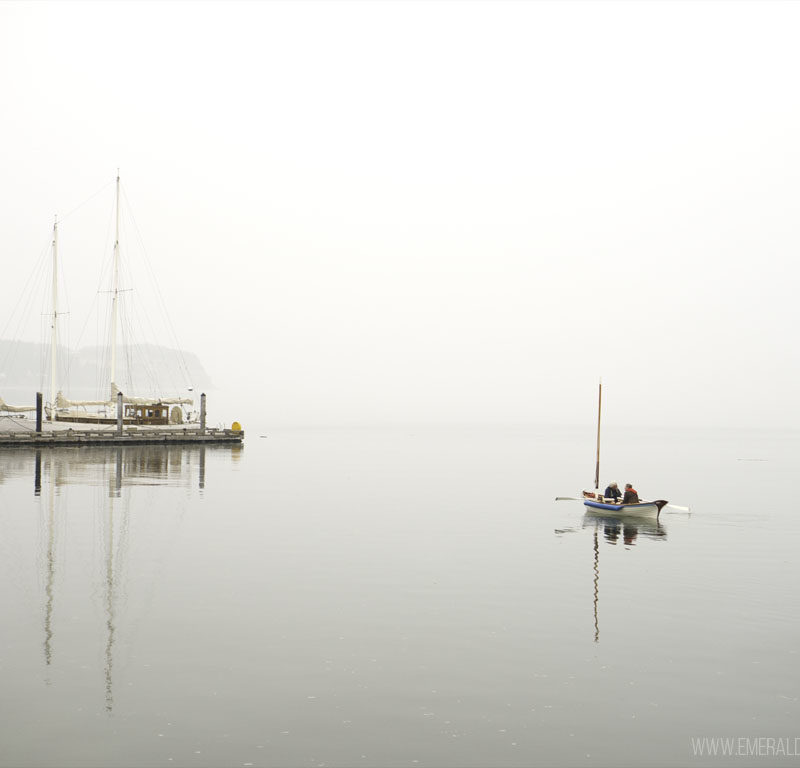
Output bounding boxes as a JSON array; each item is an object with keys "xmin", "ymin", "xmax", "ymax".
[
  {"xmin": 556, "ymin": 510, "xmax": 668, "ymax": 643},
  {"xmin": 10, "ymin": 444, "xmax": 241, "ymax": 713},
  {"xmin": 582, "ymin": 509, "xmax": 667, "ymax": 547}
]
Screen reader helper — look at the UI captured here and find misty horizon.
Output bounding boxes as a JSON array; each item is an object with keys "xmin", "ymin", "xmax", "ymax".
[{"xmin": 1, "ymin": 1, "xmax": 799, "ymax": 431}]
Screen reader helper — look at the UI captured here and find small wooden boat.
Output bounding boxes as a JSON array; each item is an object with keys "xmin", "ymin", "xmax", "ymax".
[
  {"xmin": 578, "ymin": 380, "xmax": 668, "ymax": 517},
  {"xmin": 582, "ymin": 491, "xmax": 667, "ymax": 517}
]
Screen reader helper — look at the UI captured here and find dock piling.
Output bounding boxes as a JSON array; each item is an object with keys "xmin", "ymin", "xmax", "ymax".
[
  {"xmin": 36, "ymin": 393, "xmax": 43, "ymax": 433},
  {"xmin": 116, "ymin": 392, "xmax": 123, "ymax": 434},
  {"xmin": 200, "ymin": 393, "xmax": 206, "ymax": 432},
  {"xmin": 34, "ymin": 449, "xmax": 42, "ymax": 496}
]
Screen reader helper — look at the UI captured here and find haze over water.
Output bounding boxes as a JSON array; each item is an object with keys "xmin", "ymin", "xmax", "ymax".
[
  {"xmin": 3, "ymin": 4, "xmax": 800, "ymax": 765},
  {"xmin": 1, "ymin": 425, "xmax": 797, "ymax": 767}
]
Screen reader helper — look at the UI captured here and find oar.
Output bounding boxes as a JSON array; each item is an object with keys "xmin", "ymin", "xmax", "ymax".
[
  {"xmin": 664, "ymin": 503, "xmax": 691, "ymax": 512},
  {"xmin": 555, "ymin": 496, "xmax": 583, "ymax": 501}
]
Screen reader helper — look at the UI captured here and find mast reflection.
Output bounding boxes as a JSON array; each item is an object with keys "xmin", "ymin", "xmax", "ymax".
[
  {"xmin": 25, "ymin": 444, "xmax": 239, "ymax": 713},
  {"xmin": 592, "ymin": 525, "xmax": 599, "ymax": 643},
  {"xmin": 581, "ymin": 511, "xmax": 667, "ymax": 644},
  {"xmin": 43, "ymin": 464, "xmax": 56, "ymax": 668}
]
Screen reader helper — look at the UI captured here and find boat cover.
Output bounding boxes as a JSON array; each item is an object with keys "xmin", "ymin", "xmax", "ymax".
[
  {"xmin": 0, "ymin": 396, "xmax": 35, "ymax": 412},
  {"xmin": 55, "ymin": 384, "xmax": 192, "ymax": 408}
]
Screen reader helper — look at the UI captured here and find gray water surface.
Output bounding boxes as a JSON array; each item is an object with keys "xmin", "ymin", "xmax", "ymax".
[{"xmin": 0, "ymin": 426, "xmax": 798, "ymax": 767}]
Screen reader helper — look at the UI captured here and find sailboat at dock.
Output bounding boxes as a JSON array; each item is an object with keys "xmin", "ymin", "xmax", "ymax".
[
  {"xmin": 47, "ymin": 174, "xmax": 194, "ymax": 426},
  {"xmin": 0, "ymin": 173, "xmax": 245, "ymax": 444}
]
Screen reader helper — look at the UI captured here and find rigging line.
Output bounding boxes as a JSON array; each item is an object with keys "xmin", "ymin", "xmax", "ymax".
[
  {"xmin": 40, "ymin": 313, "xmax": 48, "ymax": 395},
  {"xmin": 130, "ymin": 344, "xmax": 153, "ymax": 398},
  {"xmin": 99, "ymin": 308, "xmax": 112, "ymax": 398},
  {"xmin": 56, "ymin": 242, "xmax": 72, "ymax": 397},
  {"xmin": 71, "ymin": 287, "xmax": 101, "ymax": 354},
  {"xmin": 97, "ymin": 194, "xmax": 119, "ymax": 397},
  {"xmin": 113, "ymin": 208, "xmax": 138, "ymax": 394},
  {"xmin": 58, "ymin": 180, "xmax": 116, "ymax": 400},
  {"xmin": 116, "ymin": 251, "xmax": 137, "ymax": 393},
  {"xmin": 121, "ymin": 185, "xmax": 195, "ymax": 389},
  {"xmin": 72, "ymin": 185, "xmax": 117, "ymax": 371},
  {"xmin": 128, "ymin": 284, "xmax": 166, "ymax": 394},
  {"xmin": 120, "ymin": 303, "xmax": 136, "ymax": 393},
  {"xmin": 60, "ymin": 326, "xmax": 69, "ymax": 397},
  {"xmin": 38, "ymin": 249, "xmax": 51, "ymax": 400},
  {"xmin": 94, "ymin": 298, "xmax": 108, "ymax": 399},
  {"xmin": 123, "ymin": 268, "xmax": 173, "ymax": 396},
  {"xmin": 1, "ymin": 415, "xmax": 37, "ymax": 431},
  {"xmin": 120, "ymin": 296, "xmax": 137, "ymax": 393},
  {"xmin": 85, "ymin": 294, "xmax": 115, "ymax": 399},
  {"xmin": 70, "ymin": 287, "xmax": 104, "ymax": 390},
  {"xmin": 58, "ymin": 179, "xmax": 115, "ymax": 223},
  {"xmin": 3, "ymin": 272, "xmax": 50, "ymax": 397},
  {"xmin": 0, "ymin": 236, "xmax": 52, "ymax": 341},
  {"xmin": 134, "ymin": 336, "xmax": 161, "ymax": 398},
  {"xmin": 0, "ymin": 239, "xmax": 51, "ymax": 377},
  {"xmin": 117, "ymin": 213, "xmax": 178, "ymax": 398}
]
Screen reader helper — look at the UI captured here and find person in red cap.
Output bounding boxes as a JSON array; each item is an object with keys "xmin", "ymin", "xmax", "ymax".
[{"xmin": 622, "ymin": 483, "xmax": 640, "ymax": 504}]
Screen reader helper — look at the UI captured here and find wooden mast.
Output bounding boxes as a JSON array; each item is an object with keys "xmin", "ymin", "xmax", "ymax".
[{"xmin": 594, "ymin": 378, "xmax": 602, "ymax": 491}]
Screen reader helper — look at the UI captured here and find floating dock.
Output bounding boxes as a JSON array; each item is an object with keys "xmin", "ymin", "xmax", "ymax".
[
  {"xmin": 0, "ymin": 426, "xmax": 244, "ymax": 448},
  {"xmin": 1, "ymin": 392, "xmax": 243, "ymax": 448}
]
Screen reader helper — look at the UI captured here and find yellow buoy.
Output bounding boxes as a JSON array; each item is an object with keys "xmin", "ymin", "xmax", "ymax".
[{"xmin": 231, "ymin": 421, "xmax": 242, "ymax": 432}]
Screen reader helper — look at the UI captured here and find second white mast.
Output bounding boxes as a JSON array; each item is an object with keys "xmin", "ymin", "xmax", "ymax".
[
  {"xmin": 50, "ymin": 216, "xmax": 58, "ymax": 419},
  {"xmin": 110, "ymin": 171, "xmax": 120, "ymax": 392}
]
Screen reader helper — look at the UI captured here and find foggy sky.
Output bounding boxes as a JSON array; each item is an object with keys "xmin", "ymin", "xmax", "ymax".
[{"xmin": 1, "ymin": 1, "xmax": 798, "ymax": 429}]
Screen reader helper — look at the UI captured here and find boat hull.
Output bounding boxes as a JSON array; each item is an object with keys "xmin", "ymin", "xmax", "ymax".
[{"xmin": 583, "ymin": 499, "xmax": 667, "ymax": 516}]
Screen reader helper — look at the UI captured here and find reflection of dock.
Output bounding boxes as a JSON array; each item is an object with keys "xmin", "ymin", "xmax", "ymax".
[{"xmin": 8, "ymin": 443, "xmax": 242, "ymax": 494}]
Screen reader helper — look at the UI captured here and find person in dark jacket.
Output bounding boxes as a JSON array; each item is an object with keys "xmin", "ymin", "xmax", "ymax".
[
  {"xmin": 622, "ymin": 483, "xmax": 640, "ymax": 504},
  {"xmin": 604, "ymin": 482, "xmax": 622, "ymax": 502}
]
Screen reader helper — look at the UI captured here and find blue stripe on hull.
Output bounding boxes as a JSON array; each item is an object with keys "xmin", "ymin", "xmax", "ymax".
[{"xmin": 584, "ymin": 499, "xmax": 663, "ymax": 515}]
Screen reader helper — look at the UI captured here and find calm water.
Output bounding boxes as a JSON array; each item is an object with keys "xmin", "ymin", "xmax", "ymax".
[{"xmin": 0, "ymin": 425, "xmax": 798, "ymax": 767}]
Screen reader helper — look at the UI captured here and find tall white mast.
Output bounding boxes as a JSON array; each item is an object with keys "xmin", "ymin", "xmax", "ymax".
[
  {"xmin": 50, "ymin": 216, "xmax": 58, "ymax": 419},
  {"xmin": 110, "ymin": 171, "xmax": 120, "ymax": 392}
]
